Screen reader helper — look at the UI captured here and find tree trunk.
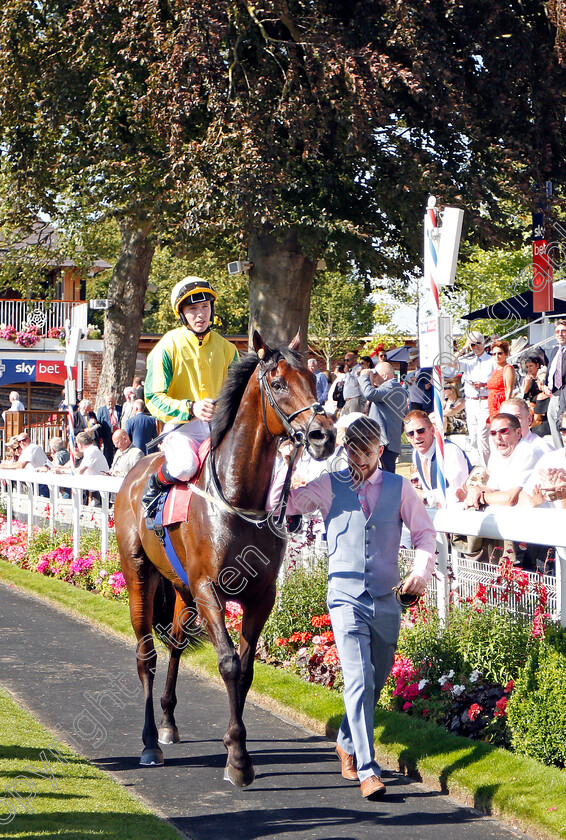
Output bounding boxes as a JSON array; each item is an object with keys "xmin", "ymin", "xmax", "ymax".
[
  {"xmin": 95, "ymin": 219, "xmax": 155, "ymax": 407},
  {"xmin": 247, "ymin": 229, "xmax": 316, "ymax": 350}
]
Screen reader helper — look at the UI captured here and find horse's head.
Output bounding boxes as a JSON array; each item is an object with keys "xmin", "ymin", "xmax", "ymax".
[{"xmin": 253, "ymin": 331, "xmax": 336, "ymax": 460}]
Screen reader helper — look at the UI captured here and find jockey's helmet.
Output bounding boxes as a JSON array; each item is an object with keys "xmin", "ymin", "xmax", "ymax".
[{"xmin": 171, "ymin": 277, "xmax": 217, "ymax": 329}]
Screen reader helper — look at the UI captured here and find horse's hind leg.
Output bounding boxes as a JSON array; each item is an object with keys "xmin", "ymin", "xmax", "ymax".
[
  {"xmin": 198, "ymin": 598, "xmax": 254, "ymax": 787},
  {"xmin": 122, "ymin": 553, "xmax": 164, "ymax": 766},
  {"xmin": 158, "ymin": 590, "xmax": 198, "ymax": 745}
]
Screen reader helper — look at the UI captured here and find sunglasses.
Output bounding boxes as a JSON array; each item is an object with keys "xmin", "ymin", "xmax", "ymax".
[
  {"xmin": 406, "ymin": 427, "xmax": 429, "ymax": 438},
  {"xmin": 560, "ymin": 428, "xmax": 566, "ymax": 434},
  {"xmin": 470, "ymin": 342, "xmax": 483, "ymax": 347},
  {"xmin": 489, "ymin": 427, "xmax": 512, "ymax": 436}
]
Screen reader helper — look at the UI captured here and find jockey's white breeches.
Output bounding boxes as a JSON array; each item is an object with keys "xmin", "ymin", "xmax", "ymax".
[{"xmin": 161, "ymin": 419, "xmax": 209, "ymax": 481}]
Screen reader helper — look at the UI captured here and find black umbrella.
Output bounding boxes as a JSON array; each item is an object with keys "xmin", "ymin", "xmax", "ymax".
[{"xmin": 463, "ymin": 291, "xmax": 566, "ymax": 321}]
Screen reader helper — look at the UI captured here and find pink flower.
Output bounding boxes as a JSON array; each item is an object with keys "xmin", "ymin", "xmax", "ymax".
[
  {"xmin": 402, "ymin": 701, "xmax": 413, "ymax": 711},
  {"xmin": 36, "ymin": 559, "xmax": 49, "ymax": 575},
  {"xmin": 108, "ymin": 572, "xmax": 127, "ymax": 594}
]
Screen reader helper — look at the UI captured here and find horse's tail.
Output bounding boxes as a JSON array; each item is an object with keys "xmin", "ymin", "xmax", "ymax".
[
  {"xmin": 152, "ymin": 574, "xmax": 205, "ymax": 649},
  {"xmin": 152, "ymin": 574, "xmax": 177, "ymax": 635}
]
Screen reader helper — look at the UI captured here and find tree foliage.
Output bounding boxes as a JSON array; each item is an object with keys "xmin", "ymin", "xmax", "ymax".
[
  {"xmin": 308, "ymin": 270, "xmax": 374, "ymax": 367},
  {"xmin": 1, "ymin": 1, "xmax": 566, "ymax": 378}
]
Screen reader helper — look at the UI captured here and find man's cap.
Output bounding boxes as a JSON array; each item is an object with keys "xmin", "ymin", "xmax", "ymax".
[{"xmin": 468, "ymin": 330, "xmax": 485, "ymax": 345}]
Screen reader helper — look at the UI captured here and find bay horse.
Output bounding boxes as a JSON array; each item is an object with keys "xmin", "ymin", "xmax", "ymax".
[{"xmin": 115, "ymin": 331, "xmax": 335, "ymax": 787}]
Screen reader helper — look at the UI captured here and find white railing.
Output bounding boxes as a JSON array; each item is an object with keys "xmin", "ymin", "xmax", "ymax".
[
  {"xmin": 0, "ymin": 300, "xmax": 88, "ymax": 333},
  {"xmin": 430, "ymin": 506, "xmax": 565, "ymax": 627},
  {"xmin": 0, "ymin": 468, "xmax": 122, "ymax": 558}
]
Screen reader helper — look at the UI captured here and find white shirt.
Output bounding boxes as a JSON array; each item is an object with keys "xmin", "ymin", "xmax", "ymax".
[
  {"xmin": 523, "ymin": 448, "xmax": 566, "ymax": 507},
  {"xmin": 80, "ymin": 444, "xmax": 109, "ymax": 475},
  {"xmin": 456, "ymin": 352, "xmax": 497, "ymax": 399},
  {"xmin": 18, "ymin": 443, "xmax": 49, "ymax": 470},
  {"xmin": 524, "ymin": 430, "xmax": 555, "ymax": 461},
  {"xmin": 342, "ymin": 364, "xmax": 362, "ymax": 399},
  {"xmin": 487, "ymin": 439, "xmax": 538, "ymax": 491},
  {"xmin": 412, "ymin": 440, "xmax": 470, "ymax": 507}
]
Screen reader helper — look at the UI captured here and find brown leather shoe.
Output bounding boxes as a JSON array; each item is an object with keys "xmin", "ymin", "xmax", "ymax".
[
  {"xmin": 360, "ymin": 775, "xmax": 386, "ymax": 800},
  {"xmin": 335, "ymin": 744, "xmax": 358, "ymax": 781}
]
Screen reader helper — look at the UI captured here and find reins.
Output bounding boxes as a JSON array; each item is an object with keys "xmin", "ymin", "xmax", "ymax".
[{"xmin": 208, "ymin": 353, "xmax": 327, "ymax": 529}]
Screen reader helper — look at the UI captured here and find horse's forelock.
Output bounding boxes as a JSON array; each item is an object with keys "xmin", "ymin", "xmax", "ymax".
[{"xmin": 211, "ymin": 344, "xmax": 305, "ymax": 447}]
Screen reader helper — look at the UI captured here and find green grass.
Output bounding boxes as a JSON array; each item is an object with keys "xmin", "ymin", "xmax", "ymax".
[
  {"xmin": 0, "ymin": 687, "xmax": 181, "ymax": 839},
  {"xmin": 2, "ymin": 560, "xmax": 566, "ymax": 840}
]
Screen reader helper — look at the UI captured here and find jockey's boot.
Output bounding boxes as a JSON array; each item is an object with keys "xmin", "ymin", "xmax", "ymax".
[{"xmin": 141, "ymin": 464, "xmax": 177, "ymax": 526}]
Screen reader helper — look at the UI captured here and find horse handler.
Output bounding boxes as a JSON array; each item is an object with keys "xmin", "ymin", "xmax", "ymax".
[
  {"xmin": 270, "ymin": 416, "xmax": 436, "ymax": 800},
  {"xmin": 142, "ymin": 277, "xmax": 238, "ymax": 520}
]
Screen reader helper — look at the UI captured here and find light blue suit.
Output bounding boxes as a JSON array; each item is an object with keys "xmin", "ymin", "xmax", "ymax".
[{"xmin": 325, "ymin": 469, "xmax": 403, "ymax": 782}]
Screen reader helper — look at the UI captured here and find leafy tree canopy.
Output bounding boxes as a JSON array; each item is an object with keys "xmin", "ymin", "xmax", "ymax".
[{"xmin": 308, "ymin": 270, "xmax": 374, "ymax": 367}]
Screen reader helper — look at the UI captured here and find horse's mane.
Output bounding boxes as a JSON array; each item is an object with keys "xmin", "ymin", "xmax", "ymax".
[{"xmin": 211, "ymin": 346, "xmax": 304, "ymax": 448}]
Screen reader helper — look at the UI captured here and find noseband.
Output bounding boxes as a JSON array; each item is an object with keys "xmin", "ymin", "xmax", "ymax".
[
  {"xmin": 208, "ymin": 354, "xmax": 329, "ymax": 528},
  {"xmin": 257, "ymin": 357, "xmax": 327, "ymax": 449}
]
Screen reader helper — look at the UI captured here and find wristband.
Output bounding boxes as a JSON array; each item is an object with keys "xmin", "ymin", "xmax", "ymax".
[{"xmin": 187, "ymin": 400, "xmax": 194, "ymax": 418}]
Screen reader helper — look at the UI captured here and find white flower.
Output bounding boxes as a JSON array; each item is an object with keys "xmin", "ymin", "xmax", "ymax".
[
  {"xmin": 438, "ymin": 675, "xmax": 450, "ymax": 686},
  {"xmin": 452, "ymin": 684, "xmax": 466, "ymax": 696},
  {"xmin": 469, "ymin": 669, "xmax": 482, "ymax": 683},
  {"xmin": 418, "ymin": 679, "xmax": 429, "ymax": 691},
  {"xmin": 447, "ymin": 670, "xmax": 455, "ymax": 679}
]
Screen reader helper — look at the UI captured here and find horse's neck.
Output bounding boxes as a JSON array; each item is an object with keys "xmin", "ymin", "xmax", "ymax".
[{"xmin": 213, "ymin": 422, "xmax": 279, "ymax": 510}]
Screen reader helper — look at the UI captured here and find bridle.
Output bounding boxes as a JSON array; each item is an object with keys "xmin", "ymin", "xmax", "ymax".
[{"xmin": 209, "ymin": 353, "xmax": 329, "ymax": 528}]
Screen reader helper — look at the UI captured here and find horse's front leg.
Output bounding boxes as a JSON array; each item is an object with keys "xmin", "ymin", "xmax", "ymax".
[
  {"xmin": 198, "ymin": 598, "xmax": 254, "ymax": 787},
  {"xmin": 237, "ymin": 585, "xmax": 277, "ymax": 715}
]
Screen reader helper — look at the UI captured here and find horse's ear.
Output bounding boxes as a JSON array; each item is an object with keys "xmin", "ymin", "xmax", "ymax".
[
  {"xmin": 252, "ymin": 330, "xmax": 273, "ymax": 361},
  {"xmin": 288, "ymin": 329, "xmax": 301, "ymax": 351}
]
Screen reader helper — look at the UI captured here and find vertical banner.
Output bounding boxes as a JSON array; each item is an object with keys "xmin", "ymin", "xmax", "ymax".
[
  {"xmin": 423, "ymin": 197, "xmax": 446, "ymax": 507},
  {"xmin": 532, "ymin": 212, "xmax": 553, "ymax": 313}
]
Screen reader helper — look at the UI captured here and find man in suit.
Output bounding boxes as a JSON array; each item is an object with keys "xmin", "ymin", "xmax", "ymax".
[
  {"xmin": 270, "ymin": 416, "xmax": 435, "ymax": 799},
  {"xmin": 541, "ymin": 320, "xmax": 566, "ymax": 449},
  {"xmin": 97, "ymin": 394, "xmax": 122, "ymax": 467},
  {"xmin": 404, "ymin": 410, "xmax": 470, "ymax": 507},
  {"xmin": 307, "ymin": 357, "xmax": 329, "ymax": 404},
  {"xmin": 358, "ymin": 362, "xmax": 408, "ymax": 472},
  {"xmin": 126, "ymin": 400, "xmax": 158, "ymax": 454}
]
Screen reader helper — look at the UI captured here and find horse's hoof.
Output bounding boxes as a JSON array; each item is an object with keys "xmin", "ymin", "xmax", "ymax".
[
  {"xmin": 140, "ymin": 747, "xmax": 164, "ymax": 766},
  {"xmin": 223, "ymin": 762, "xmax": 255, "ymax": 787},
  {"xmin": 158, "ymin": 726, "xmax": 180, "ymax": 745}
]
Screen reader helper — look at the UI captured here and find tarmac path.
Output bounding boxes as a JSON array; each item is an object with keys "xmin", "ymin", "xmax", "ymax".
[{"xmin": 0, "ymin": 582, "xmax": 534, "ymax": 840}]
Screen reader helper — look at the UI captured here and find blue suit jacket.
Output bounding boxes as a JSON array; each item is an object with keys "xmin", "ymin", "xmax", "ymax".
[{"xmin": 360, "ymin": 377, "xmax": 407, "ymax": 453}]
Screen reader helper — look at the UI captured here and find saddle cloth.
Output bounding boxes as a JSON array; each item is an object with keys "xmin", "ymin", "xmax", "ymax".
[{"xmin": 162, "ymin": 437, "xmax": 211, "ymax": 526}]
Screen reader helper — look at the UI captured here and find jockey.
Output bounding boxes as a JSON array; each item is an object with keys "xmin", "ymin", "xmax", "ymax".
[{"xmin": 141, "ymin": 277, "xmax": 239, "ymax": 521}]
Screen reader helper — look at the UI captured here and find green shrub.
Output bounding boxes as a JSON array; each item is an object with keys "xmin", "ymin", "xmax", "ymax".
[
  {"xmin": 507, "ymin": 626, "xmax": 566, "ymax": 768},
  {"xmin": 263, "ymin": 556, "xmax": 328, "ymax": 649},
  {"xmin": 447, "ymin": 606, "xmax": 535, "ymax": 684}
]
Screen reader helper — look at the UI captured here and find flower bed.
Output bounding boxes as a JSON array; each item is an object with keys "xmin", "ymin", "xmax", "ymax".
[
  {"xmin": 0, "ymin": 519, "xmax": 127, "ymax": 601},
  {"xmin": 2, "ymin": 518, "xmax": 564, "ymax": 768}
]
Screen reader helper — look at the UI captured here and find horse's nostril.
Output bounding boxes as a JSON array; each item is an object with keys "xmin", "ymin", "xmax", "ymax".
[{"xmin": 307, "ymin": 430, "xmax": 326, "ymax": 442}]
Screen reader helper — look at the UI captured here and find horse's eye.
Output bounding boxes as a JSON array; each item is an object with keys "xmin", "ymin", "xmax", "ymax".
[{"xmin": 271, "ymin": 378, "xmax": 286, "ymax": 392}]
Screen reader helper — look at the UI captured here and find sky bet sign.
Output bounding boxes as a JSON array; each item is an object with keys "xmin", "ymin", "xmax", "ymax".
[{"xmin": 0, "ymin": 358, "xmax": 73, "ymax": 385}]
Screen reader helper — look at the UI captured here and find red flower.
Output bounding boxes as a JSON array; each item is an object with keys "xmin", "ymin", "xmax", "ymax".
[
  {"xmin": 402, "ymin": 701, "xmax": 413, "ymax": 711},
  {"xmin": 467, "ymin": 703, "xmax": 482, "ymax": 721},
  {"xmin": 494, "ymin": 696, "xmax": 508, "ymax": 717},
  {"xmin": 311, "ymin": 614, "xmax": 332, "ymax": 628},
  {"xmin": 504, "ymin": 680, "xmax": 514, "ymax": 694},
  {"xmin": 275, "ymin": 638, "xmax": 288, "ymax": 647}
]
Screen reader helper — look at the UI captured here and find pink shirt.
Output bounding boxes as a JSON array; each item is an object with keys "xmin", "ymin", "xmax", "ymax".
[{"xmin": 270, "ymin": 464, "xmax": 436, "ymax": 582}]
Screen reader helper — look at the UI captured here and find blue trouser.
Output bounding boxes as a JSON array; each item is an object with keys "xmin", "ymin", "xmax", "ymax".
[{"xmin": 328, "ymin": 588, "xmax": 401, "ymax": 782}]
